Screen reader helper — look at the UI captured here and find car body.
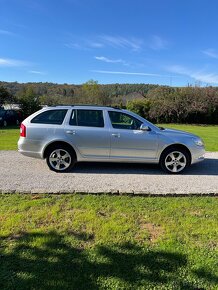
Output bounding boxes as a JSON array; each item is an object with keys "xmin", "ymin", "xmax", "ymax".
[
  {"xmin": 0, "ymin": 109, "xmax": 21, "ymax": 127},
  {"xmin": 18, "ymin": 105, "xmax": 205, "ymax": 173}
]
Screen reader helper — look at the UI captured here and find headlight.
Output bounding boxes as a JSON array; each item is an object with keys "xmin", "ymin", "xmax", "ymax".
[{"xmin": 193, "ymin": 138, "xmax": 204, "ymax": 146}]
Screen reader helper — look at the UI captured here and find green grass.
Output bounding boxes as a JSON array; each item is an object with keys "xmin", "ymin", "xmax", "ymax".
[
  {"xmin": 0, "ymin": 124, "xmax": 218, "ymax": 151},
  {"xmin": 159, "ymin": 124, "xmax": 218, "ymax": 151},
  {"xmin": 0, "ymin": 126, "xmax": 20, "ymax": 150},
  {"xmin": 0, "ymin": 194, "xmax": 217, "ymax": 289}
]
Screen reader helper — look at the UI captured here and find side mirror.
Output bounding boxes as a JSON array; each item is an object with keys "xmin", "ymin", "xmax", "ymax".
[{"xmin": 140, "ymin": 124, "xmax": 150, "ymax": 131}]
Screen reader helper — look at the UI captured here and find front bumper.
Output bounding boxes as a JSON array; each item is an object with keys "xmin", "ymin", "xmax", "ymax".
[{"xmin": 191, "ymin": 146, "xmax": 206, "ymax": 164}]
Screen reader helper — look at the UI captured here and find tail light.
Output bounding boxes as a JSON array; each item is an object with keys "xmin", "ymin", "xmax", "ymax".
[{"xmin": 20, "ymin": 123, "xmax": 26, "ymax": 137}]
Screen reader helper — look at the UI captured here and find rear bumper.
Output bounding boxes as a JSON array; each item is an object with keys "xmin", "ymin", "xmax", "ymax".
[
  {"xmin": 18, "ymin": 149, "xmax": 42, "ymax": 159},
  {"xmin": 18, "ymin": 138, "xmax": 43, "ymax": 159}
]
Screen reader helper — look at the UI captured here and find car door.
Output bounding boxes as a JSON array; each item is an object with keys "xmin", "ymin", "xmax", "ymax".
[
  {"xmin": 108, "ymin": 111, "xmax": 158, "ymax": 160},
  {"xmin": 5, "ymin": 111, "xmax": 13, "ymax": 125},
  {"xmin": 11, "ymin": 111, "xmax": 18, "ymax": 124},
  {"xmin": 65, "ymin": 109, "xmax": 110, "ymax": 158},
  {"xmin": 8, "ymin": 110, "xmax": 16, "ymax": 124}
]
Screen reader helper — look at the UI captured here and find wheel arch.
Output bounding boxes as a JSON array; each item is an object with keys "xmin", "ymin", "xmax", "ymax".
[
  {"xmin": 43, "ymin": 140, "xmax": 77, "ymax": 160},
  {"xmin": 159, "ymin": 143, "xmax": 192, "ymax": 165}
]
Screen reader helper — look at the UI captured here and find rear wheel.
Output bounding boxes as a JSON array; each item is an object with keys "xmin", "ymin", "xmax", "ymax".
[
  {"xmin": 46, "ymin": 145, "xmax": 76, "ymax": 172},
  {"xmin": 160, "ymin": 147, "xmax": 190, "ymax": 174}
]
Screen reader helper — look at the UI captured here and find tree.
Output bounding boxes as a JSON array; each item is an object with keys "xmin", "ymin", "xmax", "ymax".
[
  {"xmin": 39, "ymin": 94, "xmax": 59, "ymax": 106},
  {"xmin": 81, "ymin": 79, "xmax": 101, "ymax": 104},
  {"xmin": 18, "ymin": 86, "xmax": 41, "ymax": 118},
  {"xmin": 0, "ymin": 86, "xmax": 12, "ymax": 107}
]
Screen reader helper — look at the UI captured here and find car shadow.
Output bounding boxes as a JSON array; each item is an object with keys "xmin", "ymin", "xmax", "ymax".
[{"xmin": 71, "ymin": 158, "xmax": 218, "ymax": 176}]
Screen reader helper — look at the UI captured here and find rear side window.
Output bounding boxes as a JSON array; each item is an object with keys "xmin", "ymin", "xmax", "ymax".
[
  {"xmin": 69, "ymin": 109, "xmax": 104, "ymax": 127},
  {"xmin": 31, "ymin": 109, "xmax": 67, "ymax": 125}
]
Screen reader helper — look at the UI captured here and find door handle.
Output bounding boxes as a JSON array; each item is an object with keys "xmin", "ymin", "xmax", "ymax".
[
  {"xmin": 66, "ymin": 130, "xmax": 76, "ymax": 135},
  {"xmin": 111, "ymin": 133, "xmax": 120, "ymax": 138}
]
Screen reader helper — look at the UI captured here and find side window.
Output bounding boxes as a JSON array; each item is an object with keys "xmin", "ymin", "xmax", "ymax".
[
  {"xmin": 108, "ymin": 111, "xmax": 142, "ymax": 130},
  {"xmin": 31, "ymin": 109, "xmax": 67, "ymax": 125},
  {"xmin": 69, "ymin": 109, "xmax": 104, "ymax": 127}
]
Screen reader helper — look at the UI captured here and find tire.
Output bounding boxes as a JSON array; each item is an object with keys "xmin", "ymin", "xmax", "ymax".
[
  {"xmin": 160, "ymin": 147, "xmax": 190, "ymax": 174},
  {"xmin": 46, "ymin": 145, "xmax": 76, "ymax": 173}
]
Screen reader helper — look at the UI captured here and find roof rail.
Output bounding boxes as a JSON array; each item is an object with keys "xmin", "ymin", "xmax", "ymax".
[{"xmin": 49, "ymin": 104, "xmax": 122, "ymax": 110}]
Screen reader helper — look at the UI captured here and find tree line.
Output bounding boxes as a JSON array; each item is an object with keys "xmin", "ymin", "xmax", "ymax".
[{"xmin": 0, "ymin": 80, "xmax": 218, "ymax": 124}]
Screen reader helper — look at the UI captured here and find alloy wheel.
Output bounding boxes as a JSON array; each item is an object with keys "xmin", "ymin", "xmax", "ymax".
[
  {"xmin": 49, "ymin": 149, "xmax": 71, "ymax": 171},
  {"xmin": 164, "ymin": 151, "xmax": 187, "ymax": 173}
]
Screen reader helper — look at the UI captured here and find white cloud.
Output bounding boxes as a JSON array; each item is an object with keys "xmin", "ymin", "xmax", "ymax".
[
  {"xmin": 99, "ymin": 35, "xmax": 142, "ymax": 51},
  {"xmin": 167, "ymin": 64, "xmax": 218, "ymax": 84},
  {"xmin": 65, "ymin": 34, "xmax": 168, "ymax": 52},
  {"xmin": 0, "ymin": 29, "xmax": 14, "ymax": 36},
  {"xmin": 0, "ymin": 58, "xmax": 28, "ymax": 67},
  {"xmin": 191, "ymin": 72, "xmax": 218, "ymax": 84},
  {"xmin": 64, "ymin": 35, "xmax": 142, "ymax": 51},
  {"xmin": 91, "ymin": 70, "xmax": 172, "ymax": 77},
  {"xmin": 29, "ymin": 70, "xmax": 46, "ymax": 75},
  {"xmin": 202, "ymin": 48, "xmax": 218, "ymax": 59},
  {"xmin": 89, "ymin": 42, "xmax": 104, "ymax": 48},
  {"xmin": 64, "ymin": 42, "xmax": 84, "ymax": 49},
  {"xmin": 95, "ymin": 56, "xmax": 128, "ymax": 65},
  {"xmin": 150, "ymin": 35, "xmax": 168, "ymax": 50}
]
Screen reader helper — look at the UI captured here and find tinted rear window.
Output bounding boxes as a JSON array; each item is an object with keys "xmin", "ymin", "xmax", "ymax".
[{"xmin": 31, "ymin": 109, "xmax": 68, "ymax": 125}]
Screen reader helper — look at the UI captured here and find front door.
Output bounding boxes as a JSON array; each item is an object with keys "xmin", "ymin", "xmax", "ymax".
[{"xmin": 108, "ymin": 111, "xmax": 158, "ymax": 160}]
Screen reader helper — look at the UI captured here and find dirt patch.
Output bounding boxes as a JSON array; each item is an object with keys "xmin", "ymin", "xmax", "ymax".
[
  {"xmin": 31, "ymin": 195, "xmax": 44, "ymax": 200},
  {"xmin": 190, "ymin": 210, "xmax": 203, "ymax": 217},
  {"xmin": 136, "ymin": 221, "xmax": 164, "ymax": 243},
  {"xmin": 145, "ymin": 223, "xmax": 163, "ymax": 243}
]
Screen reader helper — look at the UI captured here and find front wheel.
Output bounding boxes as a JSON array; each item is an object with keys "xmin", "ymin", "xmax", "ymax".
[
  {"xmin": 46, "ymin": 146, "xmax": 76, "ymax": 172},
  {"xmin": 160, "ymin": 148, "xmax": 190, "ymax": 174}
]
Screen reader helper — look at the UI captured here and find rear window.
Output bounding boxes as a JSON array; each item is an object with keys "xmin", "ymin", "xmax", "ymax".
[
  {"xmin": 31, "ymin": 109, "xmax": 67, "ymax": 125},
  {"xmin": 69, "ymin": 109, "xmax": 104, "ymax": 127}
]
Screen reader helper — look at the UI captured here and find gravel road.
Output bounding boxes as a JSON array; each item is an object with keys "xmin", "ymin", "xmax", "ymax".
[{"xmin": 0, "ymin": 151, "xmax": 218, "ymax": 195}]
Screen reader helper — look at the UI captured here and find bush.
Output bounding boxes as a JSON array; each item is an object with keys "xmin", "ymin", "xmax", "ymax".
[{"xmin": 127, "ymin": 99, "xmax": 151, "ymax": 119}]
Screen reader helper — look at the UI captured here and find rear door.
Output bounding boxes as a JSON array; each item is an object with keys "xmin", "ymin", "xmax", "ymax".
[{"xmin": 65, "ymin": 109, "xmax": 110, "ymax": 158}]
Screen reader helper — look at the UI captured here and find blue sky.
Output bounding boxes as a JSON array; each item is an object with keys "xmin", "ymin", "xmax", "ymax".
[{"xmin": 1, "ymin": 0, "xmax": 218, "ymax": 85}]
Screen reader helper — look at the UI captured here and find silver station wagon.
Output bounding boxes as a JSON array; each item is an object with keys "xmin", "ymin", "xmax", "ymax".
[{"xmin": 18, "ymin": 105, "xmax": 205, "ymax": 173}]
